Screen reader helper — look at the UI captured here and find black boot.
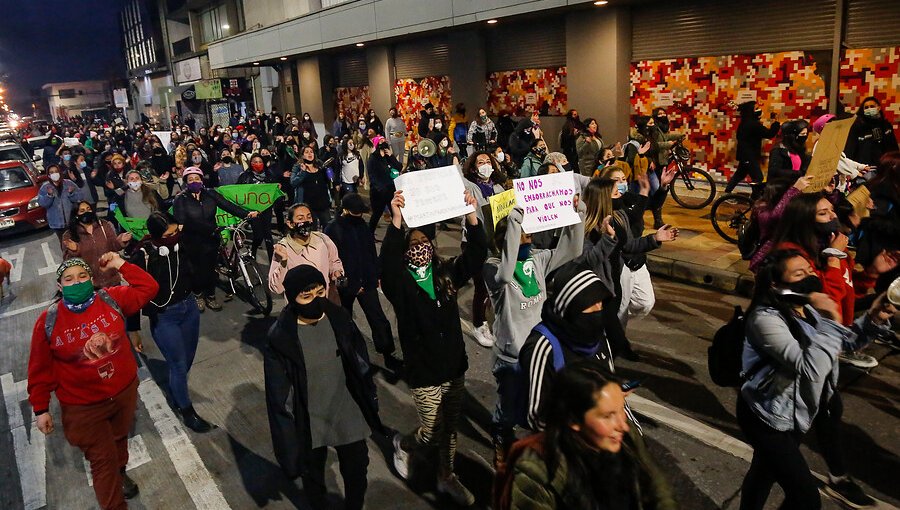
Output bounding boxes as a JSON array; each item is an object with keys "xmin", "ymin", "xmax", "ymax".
[
  {"xmin": 180, "ymin": 405, "xmax": 214, "ymax": 433},
  {"xmin": 652, "ymin": 209, "xmax": 664, "ymax": 230},
  {"xmin": 121, "ymin": 469, "xmax": 139, "ymax": 499}
]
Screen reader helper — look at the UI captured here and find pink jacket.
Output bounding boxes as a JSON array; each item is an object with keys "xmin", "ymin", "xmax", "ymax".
[{"xmin": 268, "ymin": 232, "xmax": 344, "ymax": 295}]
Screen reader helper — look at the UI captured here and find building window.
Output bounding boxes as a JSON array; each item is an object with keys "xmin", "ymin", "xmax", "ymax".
[
  {"xmin": 200, "ymin": 4, "xmax": 234, "ymax": 44},
  {"xmin": 59, "ymin": 89, "xmax": 76, "ymax": 99}
]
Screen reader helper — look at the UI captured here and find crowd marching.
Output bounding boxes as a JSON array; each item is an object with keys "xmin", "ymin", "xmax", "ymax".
[{"xmin": 14, "ymin": 94, "xmax": 899, "ymax": 510}]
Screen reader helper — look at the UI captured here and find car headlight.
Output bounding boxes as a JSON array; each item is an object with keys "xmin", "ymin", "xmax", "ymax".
[{"xmin": 28, "ymin": 195, "xmax": 40, "ymax": 210}]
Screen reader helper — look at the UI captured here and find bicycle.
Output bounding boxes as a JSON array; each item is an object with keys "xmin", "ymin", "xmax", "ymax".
[
  {"xmin": 666, "ymin": 139, "xmax": 716, "ymax": 209},
  {"xmin": 216, "ymin": 218, "xmax": 273, "ymax": 316},
  {"xmin": 710, "ymin": 182, "xmax": 765, "ymax": 244}
]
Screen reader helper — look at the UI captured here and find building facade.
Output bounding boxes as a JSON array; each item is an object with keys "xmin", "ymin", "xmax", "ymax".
[
  {"xmin": 42, "ymin": 81, "xmax": 112, "ymax": 123},
  {"xmin": 121, "ymin": 0, "xmax": 173, "ymax": 127}
]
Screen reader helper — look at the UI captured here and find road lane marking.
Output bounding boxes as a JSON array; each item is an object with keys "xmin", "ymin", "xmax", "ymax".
[
  {"xmin": 1, "ymin": 247, "xmax": 25, "ymax": 283},
  {"xmin": 84, "ymin": 435, "xmax": 151, "ymax": 486},
  {"xmin": 37, "ymin": 242, "xmax": 59, "ymax": 276},
  {"xmin": 136, "ymin": 362, "xmax": 231, "ymax": 509},
  {"xmin": 0, "ymin": 299, "xmax": 55, "ymax": 320},
  {"xmin": 1, "ymin": 372, "xmax": 47, "ymax": 510}
]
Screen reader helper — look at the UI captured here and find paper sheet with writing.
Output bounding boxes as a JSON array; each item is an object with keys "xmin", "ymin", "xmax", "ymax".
[
  {"xmin": 513, "ymin": 172, "xmax": 580, "ymax": 234},
  {"xmin": 488, "ymin": 189, "xmax": 516, "ymax": 227},
  {"xmin": 394, "ymin": 166, "xmax": 474, "ymax": 228},
  {"xmin": 846, "ymin": 185, "xmax": 871, "ymax": 219},
  {"xmin": 805, "ymin": 117, "xmax": 855, "ymax": 193}
]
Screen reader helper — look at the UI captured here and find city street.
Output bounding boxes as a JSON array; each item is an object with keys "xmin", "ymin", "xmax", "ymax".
[{"xmin": 2, "ymin": 220, "xmax": 898, "ymax": 510}]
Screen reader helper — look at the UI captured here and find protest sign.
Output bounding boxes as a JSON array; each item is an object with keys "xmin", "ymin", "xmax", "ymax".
[
  {"xmin": 513, "ymin": 172, "xmax": 580, "ymax": 234},
  {"xmin": 214, "ymin": 184, "xmax": 286, "ymax": 226},
  {"xmin": 152, "ymin": 131, "xmax": 172, "ymax": 154},
  {"xmin": 846, "ymin": 185, "xmax": 871, "ymax": 219},
  {"xmin": 63, "ymin": 137, "xmax": 80, "ymax": 147},
  {"xmin": 805, "ymin": 117, "xmax": 855, "ymax": 193},
  {"xmin": 113, "ymin": 208, "xmax": 149, "ymax": 239},
  {"xmin": 488, "ymin": 188, "xmax": 516, "ymax": 227},
  {"xmin": 393, "ymin": 166, "xmax": 474, "ymax": 228}
]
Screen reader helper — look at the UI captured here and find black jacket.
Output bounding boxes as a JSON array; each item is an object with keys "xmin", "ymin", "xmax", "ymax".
[
  {"xmin": 173, "ymin": 188, "xmax": 249, "ymax": 240},
  {"xmin": 264, "ymin": 302, "xmax": 385, "ymax": 479},
  {"xmin": 766, "ymin": 145, "xmax": 808, "ymax": 182},
  {"xmin": 366, "ymin": 153, "xmax": 400, "ymax": 193},
  {"xmin": 844, "ymin": 116, "xmax": 899, "ymax": 166},
  {"xmin": 736, "ymin": 118, "xmax": 780, "ymax": 161},
  {"xmin": 130, "ymin": 242, "xmax": 195, "ymax": 316},
  {"xmin": 619, "ymin": 188, "xmax": 667, "ymax": 270},
  {"xmin": 379, "ymin": 221, "xmax": 488, "ymax": 388},
  {"xmin": 324, "ymin": 215, "xmax": 379, "ymax": 294}
]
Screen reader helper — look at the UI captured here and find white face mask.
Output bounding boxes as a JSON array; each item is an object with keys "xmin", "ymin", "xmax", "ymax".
[
  {"xmin": 434, "ymin": 123, "xmax": 443, "ymax": 130},
  {"xmin": 49, "ymin": 173, "xmax": 61, "ymax": 182},
  {"xmin": 863, "ymin": 106, "xmax": 880, "ymax": 118},
  {"xmin": 127, "ymin": 181, "xmax": 142, "ymax": 191},
  {"xmin": 192, "ymin": 156, "xmax": 202, "ymax": 163},
  {"xmin": 495, "ymin": 151, "xmax": 505, "ymax": 162},
  {"xmin": 477, "ymin": 163, "xmax": 493, "ymax": 179},
  {"xmin": 440, "ymin": 139, "xmax": 449, "ymax": 148}
]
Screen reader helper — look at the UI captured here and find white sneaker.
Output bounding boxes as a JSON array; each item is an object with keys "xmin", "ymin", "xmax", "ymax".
[
  {"xmin": 472, "ymin": 323, "xmax": 494, "ymax": 348},
  {"xmin": 838, "ymin": 350, "xmax": 878, "ymax": 369},
  {"xmin": 392, "ymin": 433, "xmax": 410, "ymax": 480},
  {"xmin": 437, "ymin": 473, "xmax": 475, "ymax": 506}
]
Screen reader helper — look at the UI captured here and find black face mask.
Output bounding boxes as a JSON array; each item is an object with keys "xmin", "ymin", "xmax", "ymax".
[
  {"xmin": 290, "ymin": 296, "xmax": 325, "ymax": 320},
  {"xmin": 815, "ymin": 218, "xmax": 841, "ymax": 237},
  {"xmin": 290, "ymin": 221, "xmax": 314, "ymax": 238},
  {"xmin": 656, "ymin": 118, "xmax": 670, "ymax": 133},
  {"xmin": 77, "ymin": 211, "xmax": 96, "ymax": 224},
  {"xmin": 221, "ymin": 156, "xmax": 233, "ymax": 164},
  {"xmin": 777, "ymin": 275, "xmax": 823, "ymax": 305},
  {"xmin": 569, "ymin": 311, "xmax": 606, "ymax": 344}
]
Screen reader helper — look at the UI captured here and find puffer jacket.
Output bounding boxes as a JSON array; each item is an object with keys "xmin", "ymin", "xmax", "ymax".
[{"xmin": 575, "ymin": 133, "xmax": 603, "ymax": 176}]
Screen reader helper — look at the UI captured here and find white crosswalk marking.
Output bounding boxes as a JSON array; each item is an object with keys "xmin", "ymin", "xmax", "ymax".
[
  {"xmin": 37, "ymin": 242, "xmax": 59, "ymax": 276},
  {"xmin": 83, "ymin": 435, "xmax": 152, "ymax": 486},
  {"xmin": 0, "ymin": 247, "xmax": 25, "ymax": 283},
  {"xmin": 1, "ymin": 372, "xmax": 47, "ymax": 510}
]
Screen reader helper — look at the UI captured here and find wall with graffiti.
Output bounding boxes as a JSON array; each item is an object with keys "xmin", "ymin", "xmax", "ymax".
[
  {"xmin": 393, "ymin": 75, "xmax": 452, "ymax": 143},
  {"xmin": 839, "ymin": 46, "xmax": 900, "ymax": 134},
  {"xmin": 334, "ymin": 85, "xmax": 371, "ymax": 122},
  {"xmin": 485, "ymin": 67, "xmax": 568, "ymax": 117}
]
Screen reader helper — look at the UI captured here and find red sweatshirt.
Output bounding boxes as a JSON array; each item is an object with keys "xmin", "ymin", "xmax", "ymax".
[
  {"xmin": 776, "ymin": 242, "xmax": 855, "ymax": 325},
  {"xmin": 28, "ymin": 262, "xmax": 159, "ymax": 411}
]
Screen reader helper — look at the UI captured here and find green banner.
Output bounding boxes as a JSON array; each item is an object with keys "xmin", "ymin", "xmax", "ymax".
[
  {"xmin": 195, "ymin": 79, "xmax": 222, "ymax": 100},
  {"xmin": 112, "ymin": 184, "xmax": 286, "ymax": 240}
]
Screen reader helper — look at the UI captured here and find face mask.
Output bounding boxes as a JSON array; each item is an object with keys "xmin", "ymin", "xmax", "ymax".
[
  {"xmin": 62, "ymin": 280, "xmax": 95, "ymax": 305},
  {"xmin": 290, "ymin": 220, "xmax": 314, "ymax": 238},
  {"xmin": 78, "ymin": 211, "xmax": 97, "ymax": 224},
  {"xmin": 78, "ymin": 161, "xmax": 87, "ymax": 169},
  {"xmin": 63, "ymin": 154, "xmax": 71, "ymax": 162},
  {"xmin": 221, "ymin": 156, "xmax": 233, "ymax": 164},
  {"xmin": 434, "ymin": 123, "xmax": 443, "ymax": 130},
  {"xmin": 405, "ymin": 242, "xmax": 433, "ymax": 267},
  {"xmin": 440, "ymin": 139, "xmax": 449, "ymax": 148},
  {"xmin": 777, "ymin": 275, "xmax": 823, "ymax": 305},
  {"xmin": 127, "ymin": 181, "xmax": 142, "ymax": 191},
  {"xmin": 616, "ymin": 182, "xmax": 629, "ymax": 195},
  {"xmin": 534, "ymin": 147, "xmax": 547, "ymax": 157},
  {"xmin": 657, "ymin": 118, "xmax": 670, "ymax": 133},
  {"xmin": 251, "ymin": 161, "xmax": 265, "ymax": 172},
  {"xmin": 186, "ymin": 181, "xmax": 204, "ymax": 193},
  {"xmin": 477, "ymin": 163, "xmax": 493, "ymax": 179},
  {"xmin": 570, "ymin": 310, "xmax": 606, "ymax": 342},
  {"xmin": 815, "ymin": 218, "xmax": 841, "ymax": 237},
  {"xmin": 863, "ymin": 107, "xmax": 879, "ymax": 118},
  {"xmin": 480, "ymin": 114, "xmax": 488, "ymax": 121},
  {"xmin": 517, "ymin": 243, "xmax": 532, "ymax": 261},
  {"xmin": 303, "ymin": 132, "xmax": 311, "ymax": 139},
  {"xmin": 304, "ymin": 116, "xmax": 310, "ymax": 121},
  {"xmin": 49, "ymin": 173, "xmax": 61, "ymax": 182},
  {"xmin": 755, "ymin": 109, "xmax": 763, "ymax": 118},
  {"xmin": 192, "ymin": 155, "xmax": 202, "ymax": 164},
  {"xmin": 391, "ymin": 112, "xmax": 399, "ymax": 118},
  {"xmin": 495, "ymin": 151, "xmax": 505, "ymax": 162},
  {"xmin": 359, "ymin": 123, "xmax": 366, "ymax": 129},
  {"xmin": 291, "ymin": 296, "xmax": 325, "ymax": 320},
  {"xmin": 796, "ymin": 135, "xmax": 808, "ymax": 144},
  {"xmin": 262, "ymin": 155, "xmax": 271, "ymax": 163}
]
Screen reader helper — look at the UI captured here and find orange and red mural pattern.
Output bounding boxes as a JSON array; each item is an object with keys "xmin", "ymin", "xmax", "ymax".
[
  {"xmin": 486, "ymin": 67, "xmax": 568, "ymax": 116},
  {"xmin": 393, "ymin": 75, "xmax": 452, "ymax": 143},
  {"xmin": 334, "ymin": 86, "xmax": 371, "ymax": 123}
]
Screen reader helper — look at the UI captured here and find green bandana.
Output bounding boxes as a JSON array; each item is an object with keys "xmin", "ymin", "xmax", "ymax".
[
  {"xmin": 513, "ymin": 258, "xmax": 541, "ymax": 298},
  {"xmin": 389, "ymin": 167, "xmax": 400, "ymax": 179},
  {"xmin": 407, "ymin": 263, "xmax": 435, "ymax": 300}
]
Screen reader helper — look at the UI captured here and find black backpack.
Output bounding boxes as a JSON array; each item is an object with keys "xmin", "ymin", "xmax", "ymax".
[
  {"xmin": 708, "ymin": 306, "xmax": 764, "ymax": 387},
  {"xmin": 737, "ymin": 215, "xmax": 761, "ymax": 261}
]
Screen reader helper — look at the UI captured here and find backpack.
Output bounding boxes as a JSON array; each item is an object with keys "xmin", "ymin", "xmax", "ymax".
[
  {"xmin": 737, "ymin": 214, "xmax": 761, "ymax": 261},
  {"xmin": 44, "ymin": 289, "xmax": 124, "ymax": 341},
  {"xmin": 708, "ymin": 306, "xmax": 769, "ymax": 387},
  {"xmin": 512, "ymin": 324, "xmax": 567, "ymax": 427}
]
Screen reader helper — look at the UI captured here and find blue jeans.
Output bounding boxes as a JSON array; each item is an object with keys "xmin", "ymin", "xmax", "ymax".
[
  {"xmin": 149, "ymin": 297, "xmax": 201, "ymax": 409},
  {"xmin": 491, "ymin": 356, "xmax": 524, "ymax": 441}
]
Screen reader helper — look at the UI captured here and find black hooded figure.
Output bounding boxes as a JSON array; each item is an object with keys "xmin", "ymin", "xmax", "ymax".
[
  {"xmin": 726, "ymin": 101, "xmax": 781, "ymax": 192},
  {"xmin": 844, "ymin": 95, "xmax": 899, "ymax": 166},
  {"xmin": 264, "ymin": 264, "xmax": 385, "ymax": 510}
]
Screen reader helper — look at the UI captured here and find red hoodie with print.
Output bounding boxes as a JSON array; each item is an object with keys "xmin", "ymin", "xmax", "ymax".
[
  {"xmin": 27, "ymin": 263, "xmax": 159, "ymax": 412},
  {"xmin": 776, "ymin": 242, "xmax": 855, "ymax": 325}
]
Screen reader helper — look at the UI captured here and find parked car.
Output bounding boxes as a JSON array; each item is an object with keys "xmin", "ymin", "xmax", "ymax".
[
  {"xmin": 0, "ymin": 161, "xmax": 47, "ymax": 235},
  {"xmin": 0, "ymin": 141, "xmax": 43, "ymax": 175}
]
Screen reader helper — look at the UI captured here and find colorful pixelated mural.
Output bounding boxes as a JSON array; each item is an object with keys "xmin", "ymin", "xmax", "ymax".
[
  {"xmin": 839, "ymin": 46, "xmax": 900, "ymax": 134},
  {"xmin": 486, "ymin": 67, "xmax": 568, "ymax": 116},
  {"xmin": 334, "ymin": 86, "xmax": 371, "ymax": 122},
  {"xmin": 394, "ymin": 75, "xmax": 452, "ymax": 143}
]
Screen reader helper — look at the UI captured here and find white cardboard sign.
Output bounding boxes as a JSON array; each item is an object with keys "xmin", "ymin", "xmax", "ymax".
[
  {"xmin": 394, "ymin": 166, "xmax": 474, "ymax": 228},
  {"xmin": 151, "ymin": 131, "xmax": 172, "ymax": 154},
  {"xmin": 513, "ymin": 172, "xmax": 580, "ymax": 234},
  {"xmin": 63, "ymin": 137, "xmax": 81, "ymax": 147}
]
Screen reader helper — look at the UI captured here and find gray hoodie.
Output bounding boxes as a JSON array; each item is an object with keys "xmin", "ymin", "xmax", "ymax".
[{"xmin": 484, "ymin": 207, "xmax": 584, "ymax": 363}]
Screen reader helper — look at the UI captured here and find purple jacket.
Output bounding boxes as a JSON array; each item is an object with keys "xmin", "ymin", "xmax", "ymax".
[{"xmin": 749, "ymin": 186, "xmax": 801, "ymax": 272}]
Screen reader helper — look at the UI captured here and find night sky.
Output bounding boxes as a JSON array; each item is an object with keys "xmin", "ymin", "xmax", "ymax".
[{"xmin": 0, "ymin": 0, "xmax": 125, "ymax": 115}]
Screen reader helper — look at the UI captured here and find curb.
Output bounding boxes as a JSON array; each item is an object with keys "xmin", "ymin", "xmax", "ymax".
[{"xmin": 646, "ymin": 254, "xmax": 754, "ymax": 297}]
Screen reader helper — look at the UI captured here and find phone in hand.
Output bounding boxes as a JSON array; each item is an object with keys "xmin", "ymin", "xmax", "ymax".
[{"xmin": 621, "ymin": 379, "xmax": 642, "ymax": 392}]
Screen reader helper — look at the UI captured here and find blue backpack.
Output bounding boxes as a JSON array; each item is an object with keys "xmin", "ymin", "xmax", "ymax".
[{"xmin": 513, "ymin": 324, "xmax": 567, "ymax": 428}]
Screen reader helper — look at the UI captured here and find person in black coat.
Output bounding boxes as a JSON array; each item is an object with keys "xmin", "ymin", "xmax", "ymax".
[
  {"xmin": 767, "ymin": 120, "xmax": 810, "ymax": 184},
  {"xmin": 264, "ymin": 264, "xmax": 385, "ymax": 510},
  {"xmin": 417, "ymin": 103, "xmax": 435, "ymax": 138},
  {"xmin": 726, "ymin": 101, "xmax": 781, "ymax": 192},
  {"xmin": 366, "ymin": 141, "xmax": 401, "ymax": 232},
  {"xmin": 324, "ymin": 193, "xmax": 398, "ymax": 369},
  {"xmin": 236, "ymin": 154, "xmax": 279, "ymax": 260},
  {"xmin": 381, "ymin": 189, "xmax": 486, "ymax": 506},
  {"xmin": 844, "ymin": 96, "xmax": 899, "ymax": 167}
]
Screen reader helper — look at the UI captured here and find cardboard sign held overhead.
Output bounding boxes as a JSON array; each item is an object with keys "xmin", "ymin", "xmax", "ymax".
[
  {"xmin": 513, "ymin": 172, "xmax": 580, "ymax": 234},
  {"xmin": 393, "ymin": 166, "xmax": 474, "ymax": 228},
  {"xmin": 488, "ymin": 189, "xmax": 516, "ymax": 227},
  {"xmin": 805, "ymin": 117, "xmax": 856, "ymax": 193}
]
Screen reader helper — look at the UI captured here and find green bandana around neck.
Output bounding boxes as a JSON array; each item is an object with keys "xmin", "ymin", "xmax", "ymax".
[
  {"xmin": 513, "ymin": 258, "xmax": 541, "ymax": 298},
  {"xmin": 407, "ymin": 263, "xmax": 436, "ymax": 300}
]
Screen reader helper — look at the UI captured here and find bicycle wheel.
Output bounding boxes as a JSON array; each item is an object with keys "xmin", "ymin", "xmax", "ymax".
[
  {"xmin": 710, "ymin": 193, "xmax": 753, "ymax": 244},
  {"xmin": 669, "ymin": 166, "xmax": 717, "ymax": 209},
  {"xmin": 237, "ymin": 255, "xmax": 272, "ymax": 316}
]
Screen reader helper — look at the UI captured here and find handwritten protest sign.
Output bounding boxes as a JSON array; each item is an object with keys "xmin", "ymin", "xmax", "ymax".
[
  {"xmin": 513, "ymin": 172, "xmax": 580, "ymax": 234},
  {"xmin": 393, "ymin": 166, "xmax": 474, "ymax": 228},
  {"xmin": 113, "ymin": 208, "xmax": 149, "ymax": 239},
  {"xmin": 805, "ymin": 117, "xmax": 855, "ymax": 193},
  {"xmin": 488, "ymin": 189, "xmax": 516, "ymax": 227},
  {"xmin": 846, "ymin": 185, "xmax": 871, "ymax": 219},
  {"xmin": 63, "ymin": 137, "xmax": 81, "ymax": 147}
]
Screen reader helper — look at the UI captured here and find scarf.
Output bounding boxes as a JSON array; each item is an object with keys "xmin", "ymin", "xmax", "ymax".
[
  {"xmin": 513, "ymin": 258, "xmax": 541, "ymax": 298},
  {"xmin": 63, "ymin": 293, "xmax": 96, "ymax": 313},
  {"xmin": 406, "ymin": 263, "xmax": 435, "ymax": 300}
]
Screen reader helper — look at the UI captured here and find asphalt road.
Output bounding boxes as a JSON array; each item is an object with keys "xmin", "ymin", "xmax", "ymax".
[{"xmin": 1, "ymin": 223, "xmax": 897, "ymax": 510}]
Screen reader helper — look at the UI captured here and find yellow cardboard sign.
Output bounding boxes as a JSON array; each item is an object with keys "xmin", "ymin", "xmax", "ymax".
[
  {"xmin": 488, "ymin": 188, "xmax": 517, "ymax": 227},
  {"xmin": 805, "ymin": 117, "xmax": 855, "ymax": 193},
  {"xmin": 846, "ymin": 185, "xmax": 871, "ymax": 219}
]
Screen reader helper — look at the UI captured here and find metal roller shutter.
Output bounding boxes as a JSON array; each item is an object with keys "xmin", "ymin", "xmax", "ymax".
[
  {"xmin": 486, "ymin": 20, "xmax": 566, "ymax": 72},
  {"xmin": 632, "ymin": 0, "xmax": 836, "ymax": 61},
  {"xmin": 846, "ymin": 0, "xmax": 900, "ymax": 48},
  {"xmin": 335, "ymin": 52, "xmax": 368, "ymax": 87},
  {"xmin": 394, "ymin": 37, "xmax": 450, "ymax": 79}
]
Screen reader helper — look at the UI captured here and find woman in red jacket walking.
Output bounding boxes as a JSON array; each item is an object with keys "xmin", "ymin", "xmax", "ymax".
[{"xmin": 28, "ymin": 253, "xmax": 159, "ymax": 510}]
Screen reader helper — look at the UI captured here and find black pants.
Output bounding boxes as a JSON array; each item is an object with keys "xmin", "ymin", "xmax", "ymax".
[
  {"xmin": 737, "ymin": 394, "xmax": 846, "ymax": 510},
  {"xmin": 368, "ymin": 188, "xmax": 394, "ymax": 232},
  {"xmin": 726, "ymin": 159, "xmax": 764, "ymax": 193},
  {"xmin": 340, "ymin": 287, "xmax": 395, "ymax": 355},
  {"xmin": 250, "ymin": 209, "xmax": 274, "ymax": 260},
  {"xmin": 301, "ymin": 440, "xmax": 369, "ymax": 510},
  {"xmin": 183, "ymin": 236, "xmax": 220, "ymax": 298}
]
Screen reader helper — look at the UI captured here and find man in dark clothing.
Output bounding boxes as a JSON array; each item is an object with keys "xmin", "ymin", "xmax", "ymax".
[
  {"xmin": 844, "ymin": 95, "xmax": 899, "ymax": 167},
  {"xmin": 366, "ymin": 142, "xmax": 401, "ymax": 233},
  {"xmin": 264, "ymin": 265, "xmax": 384, "ymax": 510},
  {"xmin": 509, "ymin": 116, "xmax": 541, "ymax": 167},
  {"xmin": 726, "ymin": 101, "xmax": 781, "ymax": 192},
  {"xmin": 417, "ymin": 103, "xmax": 435, "ymax": 138}
]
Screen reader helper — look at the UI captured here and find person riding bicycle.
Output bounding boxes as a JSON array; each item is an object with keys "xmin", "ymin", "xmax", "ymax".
[{"xmin": 173, "ymin": 167, "xmax": 258, "ymax": 312}]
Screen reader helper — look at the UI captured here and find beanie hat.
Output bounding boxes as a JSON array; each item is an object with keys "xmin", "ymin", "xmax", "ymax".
[
  {"xmin": 56, "ymin": 258, "xmax": 92, "ymax": 281},
  {"xmin": 282, "ymin": 264, "xmax": 326, "ymax": 303},
  {"xmin": 546, "ymin": 261, "xmax": 611, "ymax": 320}
]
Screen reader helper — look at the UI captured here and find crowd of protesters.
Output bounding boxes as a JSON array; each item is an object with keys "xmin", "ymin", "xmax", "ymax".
[{"xmin": 18, "ymin": 92, "xmax": 899, "ymax": 510}]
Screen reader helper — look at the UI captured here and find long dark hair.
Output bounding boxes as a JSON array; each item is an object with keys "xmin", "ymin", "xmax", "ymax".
[
  {"xmin": 66, "ymin": 201, "xmax": 95, "ymax": 243},
  {"xmin": 770, "ymin": 192, "xmax": 827, "ymax": 267},
  {"xmin": 748, "ymin": 249, "xmax": 810, "ymax": 345},
  {"xmin": 868, "ymin": 151, "xmax": 900, "ymax": 202},
  {"xmin": 462, "ymin": 150, "xmax": 499, "ymax": 183}
]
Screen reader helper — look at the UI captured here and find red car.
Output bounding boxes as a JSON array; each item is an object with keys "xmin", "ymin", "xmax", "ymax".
[{"xmin": 0, "ymin": 161, "xmax": 47, "ymax": 235}]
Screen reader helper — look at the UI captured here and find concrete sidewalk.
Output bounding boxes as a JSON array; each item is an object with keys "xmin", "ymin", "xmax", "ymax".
[{"xmin": 642, "ymin": 201, "xmax": 755, "ymax": 296}]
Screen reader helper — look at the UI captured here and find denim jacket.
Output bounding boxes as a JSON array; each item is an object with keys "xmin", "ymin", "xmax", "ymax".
[{"xmin": 740, "ymin": 305, "xmax": 887, "ymax": 433}]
